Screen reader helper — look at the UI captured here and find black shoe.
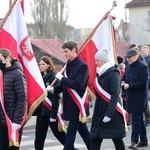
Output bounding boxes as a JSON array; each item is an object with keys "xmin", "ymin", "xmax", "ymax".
[
  {"xmin": 137, "ymin": 141, "xmax": 148, "ymax": 147},
  {"xmin": 128, "ymin": 143, "xmax": 137, "ymax": 149}
]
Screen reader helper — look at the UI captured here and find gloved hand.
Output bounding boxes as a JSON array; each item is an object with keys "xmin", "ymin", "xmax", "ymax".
[
  {"xmin": 12, "ymin": 123, "xmax": 21, "ymax": 131},
  {"xmin": 46, "ymin": 85, "xmax": 54, "ymax": 93},
  {"xmin": 102, "ymin": 116, "xmax": 111, "ymax": 123},
  {"xmin": 50, "ymin": 118, "xmax": 56, "ymax": 122},
  {"xmin": 55, "ymin": 72, "xmax": 63, "ymax": 81}
]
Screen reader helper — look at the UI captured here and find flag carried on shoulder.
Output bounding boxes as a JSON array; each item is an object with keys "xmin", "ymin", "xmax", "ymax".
[
  {"xmin": 78, "ymin": 15, "xmax": 117, "ymax": 97},
  {"xmin": 0, "ymin": 0, "xmax": 47, "ymax": 146}
]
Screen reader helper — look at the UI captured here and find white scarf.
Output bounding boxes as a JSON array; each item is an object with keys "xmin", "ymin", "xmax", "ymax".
[{"xmin": 96, "ymin": 61, "xmax": 113, "ymax": 77}]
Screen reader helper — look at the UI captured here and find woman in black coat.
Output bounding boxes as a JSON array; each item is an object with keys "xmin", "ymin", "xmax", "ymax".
[
  {"xmin": 34, "ymin": 56, "xmax": 66, "ymax": 150},
  {"xmin": 0, "ymin": 49, "xmax": 27, "ymax": 150},
  {"xmin": 90, "ymin": 48, "xmax": 126, "ymax": 150}
]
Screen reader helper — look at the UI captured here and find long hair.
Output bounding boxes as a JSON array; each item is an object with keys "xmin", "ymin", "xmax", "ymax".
[{"xmin": 40, "ymin": 56, "xmax": 55, "ymax": 72}]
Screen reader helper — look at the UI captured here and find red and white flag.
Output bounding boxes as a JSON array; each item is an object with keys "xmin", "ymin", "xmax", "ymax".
[
  {"xmin": 0, "ymin": 0, "xmax": 47, "ymax": 146},
  {"xmin": 78, "ymin": 15, "xmax": 117, "ymax": 96}
]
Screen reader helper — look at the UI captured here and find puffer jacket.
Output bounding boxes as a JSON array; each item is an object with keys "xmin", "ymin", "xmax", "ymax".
[{"xmin": 0, "ymin": 60, "xmax": 27, "ymax": 127}]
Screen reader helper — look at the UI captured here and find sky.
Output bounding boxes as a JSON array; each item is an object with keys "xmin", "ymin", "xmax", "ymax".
[{"xmin": 0, "ymin": 0, "xmax": 131, "ymax": 29}]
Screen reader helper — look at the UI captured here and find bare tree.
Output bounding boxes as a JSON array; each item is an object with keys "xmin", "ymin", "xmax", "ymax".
[{"xmin": 29, "ymin": 0, "xmax": 74, "ymax": 40}]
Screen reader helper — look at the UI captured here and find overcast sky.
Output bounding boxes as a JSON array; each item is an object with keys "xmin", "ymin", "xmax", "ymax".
[{"xmin": 0, "ymin": 0, "xmax": 131, "ymax": 28}]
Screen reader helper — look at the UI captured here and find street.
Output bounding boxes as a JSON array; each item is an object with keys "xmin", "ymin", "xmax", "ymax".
[{"xmin": 20, "ymin": 116, "xmax": 150, "ymax": 150}]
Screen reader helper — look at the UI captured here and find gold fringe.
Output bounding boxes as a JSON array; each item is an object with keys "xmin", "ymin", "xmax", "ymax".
[
  {"xmin": 58, "ymin": 125, "xmax": 66, "ymax": 132},
  {"xmin": 79, "ymin": 116, "xmax": 87, "ymax": 123},
  {"xmin": 87, "ymin": 87, "xmax": 96, "ymax": 100},
  {"xmin": 125, "ymin": 126, "xmax": 128, "ymax": 133},
  {"xmin": 9, "ymin": 141, "xmax": 19, "ymax": 147},
  {"xmin": 27, "ymin": 91, "xmax": 47, "ymax": 120}
]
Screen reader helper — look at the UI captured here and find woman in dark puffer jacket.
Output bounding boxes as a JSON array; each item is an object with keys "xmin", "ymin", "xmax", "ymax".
[{"xmin": 0, "ymin": 49, "xmax": 27, "ymax": 150}]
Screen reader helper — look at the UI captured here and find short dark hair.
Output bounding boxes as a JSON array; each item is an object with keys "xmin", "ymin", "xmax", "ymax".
[
  {"xmin": 129, "ymin": 44, "xmax": 136, "ymax": 49},
  {"xmin": 62, "ymin": 41, "xmax": 78, "ymax": 53}
]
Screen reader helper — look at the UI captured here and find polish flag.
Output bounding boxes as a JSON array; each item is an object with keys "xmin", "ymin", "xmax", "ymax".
[
  {"xmin": 78, "ymin": 15, "xmax": 117, "ymax": 97},
  {"xmin": 0, "ymin": 0, "xmax": 47, "ymax": 146}
]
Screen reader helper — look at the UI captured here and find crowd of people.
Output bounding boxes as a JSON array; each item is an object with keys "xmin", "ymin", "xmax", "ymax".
[{"xmin": 0, "ymin": 42, "xmax": 150, "ymax": 150}]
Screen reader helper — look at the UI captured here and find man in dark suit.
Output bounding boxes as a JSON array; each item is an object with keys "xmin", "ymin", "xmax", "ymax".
[
  {"xmin": 122, "ymin": 49, "xmax": 149, "ymax": 149},
  {"xmin": 47, "ymin": 41, "xmax": 91, "ymax": 150}
]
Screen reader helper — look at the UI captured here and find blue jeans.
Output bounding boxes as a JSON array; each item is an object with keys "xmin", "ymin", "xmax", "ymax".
[
  {"xmin": 64, "ymin": 120, "xmax": 91, "ymax": 150},
  {"xmin": 131, "ymin": 113, "xmax": 148, "ymax": 143}
]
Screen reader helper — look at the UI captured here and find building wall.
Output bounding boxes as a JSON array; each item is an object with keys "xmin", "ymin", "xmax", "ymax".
[{"xmin": 129, "ymin": 6, "xmax": 150, "ymax": 45}]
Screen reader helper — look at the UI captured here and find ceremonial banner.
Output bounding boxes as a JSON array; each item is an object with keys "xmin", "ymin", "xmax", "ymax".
[
  {"xmin": 78, "ymin": 16, "xmax": 117, "ymax": 97},
  {"xmin": 0, "ymin": 0, "xmax": 47, "ymax": 146}
]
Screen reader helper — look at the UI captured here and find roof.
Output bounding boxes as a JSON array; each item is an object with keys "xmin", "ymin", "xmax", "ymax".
[
  {"xmin": 31, "ymin": 39, "xmax": 67, "ymax": 63},
  {"xmin": 116, "ymin": 42, "xmax": 130, "ymax": 57},
  {"xmin": 31, "ymin": 39, "xmax": 129, "ymax": 63},
  {"xmin": 126, "ymin": 0, "xmax": 150, "ymax": 8}
]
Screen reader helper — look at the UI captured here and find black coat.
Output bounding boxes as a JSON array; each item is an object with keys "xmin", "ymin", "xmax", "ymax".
[
  {"xmin": 54, "ymin": 57, "xmax": 89, "ymax": 120},
  {"xmin": 41, "ymin": 71, "xmax": 60, "ymax": 119},
  {"xmin": 123, "ymin": 59, "xmax": 148, "ymax": 113},
  {"xmin": 0, "ymin": 60, "xmax": 27, "ymax": 127},
  {"xmin": 90, "ymin": 66, "xmax": 126, "ymax": 139}
]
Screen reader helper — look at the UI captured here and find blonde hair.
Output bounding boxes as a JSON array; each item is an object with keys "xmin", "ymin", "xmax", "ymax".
[{"xmin": 141, "ymin": 45, "xmax": 149, "ymax": 51}]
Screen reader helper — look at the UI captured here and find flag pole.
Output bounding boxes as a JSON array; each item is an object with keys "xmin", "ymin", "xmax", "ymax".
[
  {"xmin": 78, "ymin": 0, "xmax": 117, "ymax": 53},
  {"xmin": 0, "ymin": 0, "xmax": 19, "ymax": 31},
  {"xmin": 49, "ymin": 1, "xmax": 117, "ymax": 88}
]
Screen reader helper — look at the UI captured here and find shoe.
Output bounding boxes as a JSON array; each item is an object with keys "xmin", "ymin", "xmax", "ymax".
[
  {"xmin": 128, "ymin": 143, "xmax": 137, "ymax": 149},
  {"xmin": 137, "ymin": 141, "xmax": 148, "ymax": 147}
]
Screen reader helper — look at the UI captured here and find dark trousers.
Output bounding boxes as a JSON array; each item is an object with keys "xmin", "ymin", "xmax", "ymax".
[
  {"xmin": 90, "ymin": 138, "xmax": 125, "ymax": 150},
  {"xmin": 64, "ymin": 120, "xmax": 91, "ymax": 150},
  {"xmin": 144, "ymin": 103, "xmax": 150, "ymax": 123},
  {"xmin": 0, "ymin": 126, "xmax": 23, "ymax": 150},
  {"xmin": 34, "ymin": 115, "xmax": 66, "ymax": 150},
  {"xmin": 131, "ymin": 113, "xmax": 148, "ymax": 143}
]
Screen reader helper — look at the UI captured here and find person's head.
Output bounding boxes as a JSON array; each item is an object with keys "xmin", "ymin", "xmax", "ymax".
[
  {"xmin": 95, "ymin": 48, "xmax": 110, "ymax": 68},
  {"xmin": 129, "ymin": 44, "xmax": 137, "ymax": 49},
  {"xmin": 62, "ymin": 41, "xmax": 78, "ymax": 61},
  {"xmin": 0, "ymin": 48, "xmax": 12, "ymax": 71},
  {"xmin": 124, "ymin": 49, "xmax": 138, "ymax": 64},
  {"xmin": 39, "ymin": 56, "xmax": 55, "ymax": 74},
  {"xmin": 117, "ymin": 56, "xmax": 124, "ymax": 64},
  {"xmin": 140, "ymin": 45, "xmax": 150, "ymax": 57}
]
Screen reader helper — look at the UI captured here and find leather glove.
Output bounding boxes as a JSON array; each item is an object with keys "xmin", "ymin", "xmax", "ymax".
[
  {"xmin": 46, "ymin": 85, "xmax": 54, "ymax": 93},
  {"xmin": 50, "ymin": 118, "xmax": 56, "ymax": 122},
  {"xmin": 12, "ymin": 123, "xmax": 21, "ymax": 131},
  {"xmin": 102, "ymin": 116, "xmax": 111, "ymax": 123},
  {"xmin": 55, "ymin": 72, "xmax": 63, "ymax": 81}
]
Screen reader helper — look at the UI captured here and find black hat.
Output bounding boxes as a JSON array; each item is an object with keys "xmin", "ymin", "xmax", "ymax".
[
  {"xmin": 124, "ymin": 49, "xmax": 138, "ymax": 58},
  {"xmin": 117, "ymin": 56, "xmax": 123, "ymax": 64},
  {"xmin": 129, "ymin": 44, "xmax": 136, "ymax": 49}
]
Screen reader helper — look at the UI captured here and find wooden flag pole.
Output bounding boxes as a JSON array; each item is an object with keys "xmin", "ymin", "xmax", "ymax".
[
  {"xmin": 78, "ymin": 0, "xmax": 117, "ymax": 53},
  {"xmin": 49, "ymin": 1, "xmax": 117, "ymax": 88},
  {"xmin": 0, "ymin": 0, "xmax": 19, "ymax": 31}
]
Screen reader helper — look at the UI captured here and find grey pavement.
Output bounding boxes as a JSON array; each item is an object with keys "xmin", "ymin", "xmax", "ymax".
[{"xmin": 21, "ymin": 115, "xmax": 150, "ymax": 150}]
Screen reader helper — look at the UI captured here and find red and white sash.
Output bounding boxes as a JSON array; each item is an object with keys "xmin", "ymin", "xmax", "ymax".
[
  {"xmin": 64, "ymin": 71, "xmax": 89, "ymax": 123},
  {"xmin": 0, "ymin": 72, "xmax": 27, "ymax": 147},
  {"xmin": 43, "ymin": 97, "xmax": 66, "ymax": 132},
  {"xmin": 94, "ymin": 77, "xmax": 128, "ymax": 132}
]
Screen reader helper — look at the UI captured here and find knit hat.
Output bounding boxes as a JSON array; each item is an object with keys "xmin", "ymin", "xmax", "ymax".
[{"xmin": 95, "ymin": 48, "xmax": 110, "ymax": 62}]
